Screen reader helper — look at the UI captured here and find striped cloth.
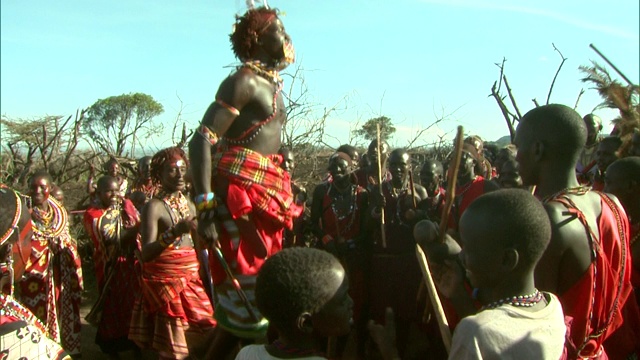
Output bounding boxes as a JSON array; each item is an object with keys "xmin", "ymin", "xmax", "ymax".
[
  {"xmin": 129, "ymin": 248, "xmax": 215, "ymax": 359},
  {"xmin": 213, "ymin": 146, "xmax": 302, "ymax": 229}
]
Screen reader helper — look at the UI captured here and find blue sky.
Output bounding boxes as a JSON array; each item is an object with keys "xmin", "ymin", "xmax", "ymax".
[{"xmin": 2, "ymin": 0, "xmax": 638, "ymax": 152}]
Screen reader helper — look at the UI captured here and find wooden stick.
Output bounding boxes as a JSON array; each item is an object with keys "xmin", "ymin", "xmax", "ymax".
[
  {"xmin": 438, "ymin": 126, "xmax": 464, "ymax": 243},
  {"xmin": 376, "ymin": 123, "xmax": 387, "ymax": 248},
  {"xmin": 416, "ymin": 244, "xmax": 452, "ymax": 353},
  {"xmin": 589, "ymin": 43, "xmax": 635, "ymax": 86},
  {"xmin": 409, "ymin": 169, "xmax": 417, "ymax": 208}
]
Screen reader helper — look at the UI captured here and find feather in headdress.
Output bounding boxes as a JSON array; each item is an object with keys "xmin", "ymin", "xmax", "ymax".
[{"xmin": 580, "ymin": 60, "xmax": 640, "ymax": 157}]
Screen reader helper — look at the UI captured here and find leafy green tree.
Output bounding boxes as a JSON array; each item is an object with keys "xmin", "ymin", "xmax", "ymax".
[
  {"xmin": 352, "ymin": 116, "xmax": 396, "ymax": 142},
  {"xmin": 83, "ymin": 93, "xmax": 164, "ymax": 157}
]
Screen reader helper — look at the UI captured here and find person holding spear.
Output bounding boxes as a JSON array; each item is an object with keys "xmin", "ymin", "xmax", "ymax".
[{"xmin": 368, "ymin": 148, "xmax": 428, "ymax": 358}]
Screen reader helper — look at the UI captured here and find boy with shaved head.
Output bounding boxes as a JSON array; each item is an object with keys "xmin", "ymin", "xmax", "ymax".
[
  {"xmin": 370, "ymin": 189, "xmax": 566, "ymax": 359},
  {"xmin": 514, "ymin": 104, "xmax": 640, "ymax": 358}
]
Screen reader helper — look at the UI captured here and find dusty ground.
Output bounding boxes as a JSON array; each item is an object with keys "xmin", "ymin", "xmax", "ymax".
[{"xmin": 78, "ymin": 257, "xmax": 157, "ymax": 360}]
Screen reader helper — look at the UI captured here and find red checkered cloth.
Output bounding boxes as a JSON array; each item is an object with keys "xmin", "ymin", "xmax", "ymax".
[{"xmin": 213, "ymin": 146, "xmax": 302, "ymax": 229}]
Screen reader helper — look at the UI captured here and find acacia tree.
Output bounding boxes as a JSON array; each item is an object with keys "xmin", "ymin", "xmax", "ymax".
[
  {"xmin": 1, "ymin": 110, "xmax": 89, "ymax": 186},
  {"xmin": 83, "ymin": 92, "xmax": 164, "ymax": 158},
  {"xmin": 352, "ymin": 116, "xmax": 396, "ymax": 142}
]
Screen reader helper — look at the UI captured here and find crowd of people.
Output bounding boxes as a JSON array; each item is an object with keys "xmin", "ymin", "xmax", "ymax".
[{"xmin": 1, "ymin": 5, "xmax": 639, "ymax": 360}]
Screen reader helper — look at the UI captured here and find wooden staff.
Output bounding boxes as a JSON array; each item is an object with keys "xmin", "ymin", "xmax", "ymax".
[
  {"xmin": 409, "ymin": 169, "xmax": 417, "ymax": 209},
  {"xmin": 416, "ymin": 244, "xmax": 452, "ymax": 352},
  {"xmin": 413, "ymin": 126, "xmax": 464, "ymax": 353},
  {"xmin": 438, "ymin": 126, "xmax": 464, "ymax": 243},
  {"xmin": 376, "ymin": 123, "xmax": 387, "ymax": 248}
]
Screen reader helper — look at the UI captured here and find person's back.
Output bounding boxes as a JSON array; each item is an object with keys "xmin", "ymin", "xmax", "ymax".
[
  {"xmin": 450, "ymin": 294, "xmax": 565, "ymax": 359},
  {"xmin": 514, "ymin": 104, "xmax": 639, "ymax": 358}
]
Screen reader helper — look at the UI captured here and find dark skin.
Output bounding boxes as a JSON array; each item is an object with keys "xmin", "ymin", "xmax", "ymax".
[
  {"xmin": 189, "ymin": 17, "xmax": 291, "ymax": 246},
  {"xmin": 136, "ymin": 156, "xmax": 153, "ymax": 183},
  {"xmin": 311, "ymin": 156, "xmax": 369, "ymax": 249},
  {"xmin": 604, "ymin": 162, "xmax": 640, "ymax": 276},
  {"xmin": 97, "ymin": 178, "xmax": 140, "ymax": 251},
  {"xmin": 419, "ymin": 160, "xmax": 443, "ymax": 196},
  {"xmin": 456, "ymin": 151, "xmax": 499, "ymax": 193},
  {"xmin": 595, "ymin": 141, "xmax": 619, "ymax": 176},
  {"xmin": 583, "ymin": 114, "xmax": 602, "ymax": 147},
  {"xmin": 140, "ymin": 159, "xmax": 198, "ymax": 263},
  {"xmin": 372, "ymin": 150, "xmax": 428, "ymax": 226},
  {"xmin": 29, "ymin": 175, "xmax": 52, "ymax": 212},
  {"xmin": 514, "ymin": 118, "xmax": 621, "ymax": 295}
]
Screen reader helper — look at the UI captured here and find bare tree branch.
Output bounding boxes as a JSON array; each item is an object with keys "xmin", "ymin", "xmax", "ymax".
[
  {"xmin": 546, "ymin": 43, "xmax": 567, "ymax": 105},
  {"xmin": 502, "ymin": 75, "xmax": 522, "ymax": 120},
  {"xmin": 573, "ymin": 88, "xmax": 586, "ymax": 110}
]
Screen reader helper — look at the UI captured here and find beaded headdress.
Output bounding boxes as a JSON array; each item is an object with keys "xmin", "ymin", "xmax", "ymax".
[{"xmin": 0, "ymin": 187, "xmax": 23, "ymax": 248}]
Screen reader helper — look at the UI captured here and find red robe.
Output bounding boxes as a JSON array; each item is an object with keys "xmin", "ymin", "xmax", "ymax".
[
  {"xmin": 129, "ymin": 248, "xmax": 216, "ymax": 358},
  {"xmin": 19, "ymin": 197, "xmax": 83, "ymax": 355},
  {"xmin": 369, "ymin": 181, "xmax": 424, "ymax": 356},
  {"xmin": 209, "ymin": 146, "xmax": 302, "ymax": 338},
  {"xmin": 83, "ymin": 200, "xmax": 141, "ymax": 352},
  {"xmin": 550, "ymin": 192, "xmax": 640, "ymax": 359},
  {"xmin": 317, "ymin": 183, "xmax": 368, "ymax": 323},
  {"xmin": 449, "ymin": 176, "xmax": 487, "ymax": 230}
]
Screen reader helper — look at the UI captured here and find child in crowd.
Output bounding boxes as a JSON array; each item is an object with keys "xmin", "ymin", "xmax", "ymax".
[
  {"xmin": 236, "ymin": 247, "xmax": 353, "ymax": 360},
  {"xmin": 370, "ymin": 189, "xmax": 566, "ymax": 359}
]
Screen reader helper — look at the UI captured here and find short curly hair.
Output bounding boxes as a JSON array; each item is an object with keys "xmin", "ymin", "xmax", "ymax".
[
  {"xmin": 255, "ymin": 247, "xmax": 342, "ymax": 334},
  {"xmin": 150, "ymin": 147, "xmax": 189, "ymax": 185},
  {"xmin": 230, "ymin": 7, "xmax": 279, "ymax": 62}
]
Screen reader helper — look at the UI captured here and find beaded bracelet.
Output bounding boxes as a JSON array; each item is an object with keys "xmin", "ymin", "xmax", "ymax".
[
  {"xmin": 198, "ymin": 125, "xmax": 220, "ymax": 146},
  {"xmin": 216, "ymin": 99, "xmax": 240, "ymax": 116},
  {"xmin": 159, "ymin": 227, "xmax": 176, "ymax": 248},
  {"xmin": 195, "ymin": 192, "xmax": 217, "ymax": 211}
]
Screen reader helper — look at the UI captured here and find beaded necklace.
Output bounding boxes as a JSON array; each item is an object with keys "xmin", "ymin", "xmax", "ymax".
[
  {"xmin": 31, "ymin": 198, "xmax": 66, "ymax": 239},
  {"xmin": 328, "ymin": 183, "xmax": 358, "ymax": 235},
  {"xmin": 0, "ymin": 293, "xmax": 49, "ymax": 336},
  {"xmin": 158, "ymin": 191, "xmax": 192, "ymax": 248},
  {"xmin": 242, "ymin": 60, "xmax": 283, "ymax": 85},
  {"xmin": 386, "ymin": 181, "xmax": 410, "ymax": 225},
  {"xmin": 541, "ymin": 185, "xmax": 591, "ymax": 203},
  {"xmin": 224, "ymin": 64, "xmax": 283, "ymax": 145},
  {"xmin": 480, "ymin": 289, "xmax": 544, "ymax": 311}
]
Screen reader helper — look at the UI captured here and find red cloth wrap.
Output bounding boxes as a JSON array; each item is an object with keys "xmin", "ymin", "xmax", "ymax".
[
  {"xmin": 554, "ymin": 194, "xmax": 640, "ymax": 359},
  {"xmin": 140, "ymin": 248, "xmax": 213, "ymax": 324},
  {"xmin": 449, "ymin": 176, "xmax": 486, "ymax": 230},
  {"xmin": 210, "ymin": 146, "xmax": 302, "ymax": 282}
]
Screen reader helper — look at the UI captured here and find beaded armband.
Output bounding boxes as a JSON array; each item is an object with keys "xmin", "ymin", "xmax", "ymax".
[
  {"xmin": 198, "ymin": 125, "xmax": 220, "ymax": 147},
  {"xmin": 216, "ymin": 99, "xmax": 240, "ymax": 116},
  {"xmin": 194, "ymin": 192, "xmax": 217, "ymax": 211},
  {"xmin": 159, "ymin": 227, "xmax": 176, "ymax": 248}
]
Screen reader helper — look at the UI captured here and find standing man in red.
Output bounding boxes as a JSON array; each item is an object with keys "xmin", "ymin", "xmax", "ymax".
[
  {"xmin": 188, "ymin": 6, "xmax": 302, "ymax": 357},
  {"xmin": 515, "ymin": 104, "xmax": 640, "ymax": 359},
  {"xmin": 449, "ymin": 143, "xmax": 499, "ymax": 231},
  {"xmin": 83, "ymin": 176, "xmax": 142, "ymax": 358},
  {"xmin": 369, "ymin": 148, "xmax": 428, "ymax": 358},
  {"xmin": 129, "ymin": 147, "xmax": 216, "ymax": 359},
  {"xmin": 19, "ymin": 170, "xmax": 83, "ymax": 357}
]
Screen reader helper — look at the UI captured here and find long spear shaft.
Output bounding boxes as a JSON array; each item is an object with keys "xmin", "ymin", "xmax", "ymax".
[
  {"xmin": 438, "ymin": 126, "xmax": 464, "ymax": 243},
  {"xmin": 589, "ymin": 43, "xmax": 635, "ymax": 86},
  {"xmin": 376, "ymin": 123, "xmax": 387, "ymax": 248}
]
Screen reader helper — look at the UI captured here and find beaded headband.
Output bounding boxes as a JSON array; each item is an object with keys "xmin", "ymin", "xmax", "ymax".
[{"xmin": 0, "ymin": 188, "xmax": 22, "ymax": 248}]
